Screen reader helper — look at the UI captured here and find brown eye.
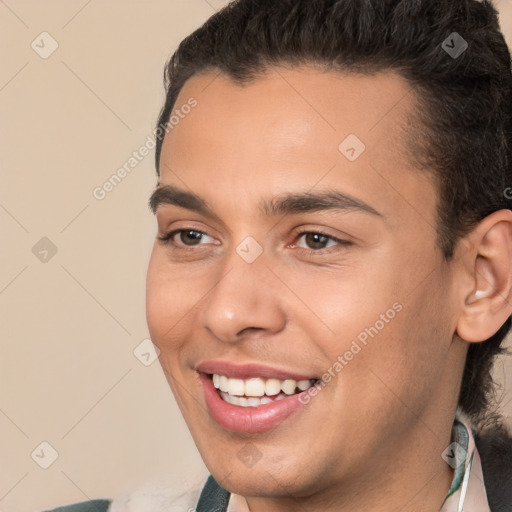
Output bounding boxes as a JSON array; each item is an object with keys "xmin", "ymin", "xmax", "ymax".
[
  {"xmin": 178, "ymin": 230, "xmax": 203, "ymax": 245},
  {"xmin": 295, "ymin": 231, "xmax": 341, "ymax": 250},
  {"xmin": 302, "ymin": 233, "xmax": 330, "ymax": 250},
  {"xmin": 291, "ymin": 230, "xmax": 353, "ymax": 254},
  {"xmin": 158, "ymin": 229, "xmax": 217, "ymax": 247}
]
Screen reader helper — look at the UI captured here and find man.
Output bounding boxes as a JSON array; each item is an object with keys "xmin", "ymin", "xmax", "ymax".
[{"xmin": 42, "ymin": 0, "xmax": 512, "ymax": 510}]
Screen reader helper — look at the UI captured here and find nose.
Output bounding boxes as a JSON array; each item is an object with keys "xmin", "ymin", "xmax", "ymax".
[{"xmin": 200, "ymin": 250, "xmax": 287, "ymax": 343}]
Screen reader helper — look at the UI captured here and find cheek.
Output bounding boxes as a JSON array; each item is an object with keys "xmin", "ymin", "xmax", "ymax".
[
  {"xmin": 146, "ymin": 254, "xmax": 194, "ymax": 402},
  {"xmin": 282, "ymin": 250, "xmax": 451, "ymax": 397},
  {"xmin": 281, "ymin": 261, "xmax": 401, "ymax": 352},
  {"xmin": 146, "ymin": 249, "xmax": 196, "ymax": 350},
  {"xmin": 350, "ymin": 271, "xmax": 455, "ymax": 411}
]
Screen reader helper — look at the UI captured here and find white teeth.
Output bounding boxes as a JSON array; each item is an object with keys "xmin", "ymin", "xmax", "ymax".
[
  {"xmin": 219, "ymin": 375, "xmax": 229, "ymax": 392},
  {"xmin": 220, "ymin": 391, "xmax": 276, "ymax": 407},
  {"xmin": 245, "ymin": 378, "xmax": 266, "ymax": 397},
  {"xmin": 228, "ymin": 378, "xmax": 245, "ymax": 396},
  {"xmin": 265, "ymin": 378, "xmax": 282, "ymax": 396},
  {"xmin": 297, "ymin": 379, "xmax": 312, "ymax": 391},
  {"xmin": 212, "ymin": 374, "xmax": 315, "ymax": 402},
  {"xmin": 281, "ymin": 379, "xmax": 297, "ymax": 395}
]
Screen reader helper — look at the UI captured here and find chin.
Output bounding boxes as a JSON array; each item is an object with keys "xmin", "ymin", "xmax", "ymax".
[
  {"xmin": 217, "ymin": 471, "xmax": 301, "ymax": 498},
  {"xmin": 207, "ymin": 456, "xmax": 320, "ymax": 497}
]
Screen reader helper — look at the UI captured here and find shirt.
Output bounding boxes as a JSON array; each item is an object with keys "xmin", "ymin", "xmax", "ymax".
[{"xmin": 439, "ymin": 416, "xmax": 491, "ymax": 512}]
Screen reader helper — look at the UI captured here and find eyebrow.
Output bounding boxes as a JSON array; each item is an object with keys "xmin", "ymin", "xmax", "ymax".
[{"xmin": 149, "ymin": 184, "xmax": 383, "ymax": 218}]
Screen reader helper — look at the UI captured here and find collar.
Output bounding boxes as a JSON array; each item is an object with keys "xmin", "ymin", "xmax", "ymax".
[
  {"xmin": 440, "ymin": 412, "xmax": 491, "ymax": 512},
  {"xmin": 197, "ymin": 414, "xmax": 491, "ymax": 512}
]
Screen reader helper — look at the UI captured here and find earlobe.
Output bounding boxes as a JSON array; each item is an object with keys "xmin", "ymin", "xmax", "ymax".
[{"xmin": 456, "ymin": 210, "xmax": 512, "ymax": 343}]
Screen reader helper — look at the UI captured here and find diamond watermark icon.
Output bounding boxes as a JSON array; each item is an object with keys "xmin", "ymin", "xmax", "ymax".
[
  {"xmin": 32, "ymin": 237, "xmax": 58, "ymax": 263},
  {"xmin": 442, "ymin": 441, "xmax": 466, "ymax": 469},
  {"xmin": 237, "ymin": 443, "xmax": 262, "ymax": 468},
  {"xmin": 31, "ymin": 441, "xmax": 59, "ymax": 469},
  {"xmin": 31, "ymin": 32, "xmax": 59, "ymax": 59},
  {"xmin": 338, "ymin": 134, "xmax": 366, "ymax": 162},
  {"xmin": 441, "ymin": 32, "xmax": 468, "ymax": 59},
  {"xmin": 236, "ymin": 236, "xmax": 263, "ymax": 264},
  {"xmin": 134, "ymin": 338, "xmax": 161, "ymax": 366}
]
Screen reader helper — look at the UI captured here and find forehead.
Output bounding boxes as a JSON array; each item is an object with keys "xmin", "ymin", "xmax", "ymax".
[
  {"xmin": 162, "ymin": 66, "xmax": 419, "ymax": 173},
  {"xmin": 166, "ymin": 66, "xmax": 416, "ymax": 150},
  {"xmin": 159, "ymin": 67, "xmax": 436, "ymax": 227}
]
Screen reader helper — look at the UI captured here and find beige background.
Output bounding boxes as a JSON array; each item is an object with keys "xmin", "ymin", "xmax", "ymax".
[{"xmin": 1, "ymin": 1, "xmax": 512, "ymax": 511}]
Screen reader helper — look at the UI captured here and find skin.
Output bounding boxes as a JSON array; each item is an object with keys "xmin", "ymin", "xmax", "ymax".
[{"xmin": 146, "ymin": 67, "xmax": 512, "ymax": 512}]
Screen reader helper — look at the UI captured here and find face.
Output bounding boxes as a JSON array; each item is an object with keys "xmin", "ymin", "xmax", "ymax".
[{"xmin": 146, "ymin": 68, "xmax": 464, "ymax": 499}]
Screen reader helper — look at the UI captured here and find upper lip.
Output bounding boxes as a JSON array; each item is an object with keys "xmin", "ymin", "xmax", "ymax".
[{"xmin": 196, "ymin": 360, "xmax": 317, "ymax": 381}]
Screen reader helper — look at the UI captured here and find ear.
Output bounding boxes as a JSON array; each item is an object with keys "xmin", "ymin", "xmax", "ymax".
[{"xmin": 455, "ymin": 209, "xmax": 512, "ymax": 343}]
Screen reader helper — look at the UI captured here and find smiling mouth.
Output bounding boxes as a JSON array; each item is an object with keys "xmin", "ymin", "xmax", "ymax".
[{"xmin": 208, "ymin": 373, "xmax": 319, "ymax": 407}]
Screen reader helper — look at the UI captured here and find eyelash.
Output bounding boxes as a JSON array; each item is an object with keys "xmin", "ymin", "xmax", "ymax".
[
  {"xmin": 292, "ymin": 228, "xmax": 352, "ymax": 254},
  {"xmin": 157, "ymin": 228, "xmax": 352, "ymax": 254}
]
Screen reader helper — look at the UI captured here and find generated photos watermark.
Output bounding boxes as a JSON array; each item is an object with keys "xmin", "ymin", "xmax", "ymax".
[
  {"xmin": 92, "ymin": 97, "xmax": 198, "ymax": 201},
  {"xmin": 299, "ymin": 301, "xmax": 403, "ymax": 404}
]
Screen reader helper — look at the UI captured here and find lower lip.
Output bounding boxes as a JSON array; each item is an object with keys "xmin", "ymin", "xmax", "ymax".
[{"xmin": 198, "ymin": 372, "xmax": 312, "ymax": 433}]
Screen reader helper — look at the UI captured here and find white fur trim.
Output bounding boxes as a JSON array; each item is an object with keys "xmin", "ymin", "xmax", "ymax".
[{"xmin": 108, "ymin": 477, "xmax": 205, "ymax": 512}]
